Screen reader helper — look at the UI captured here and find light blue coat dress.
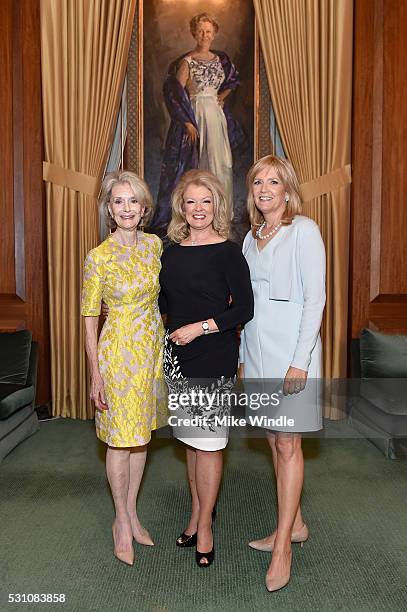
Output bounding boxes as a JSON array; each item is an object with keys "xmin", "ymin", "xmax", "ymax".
[{"xmin": 240, "ymin": 216, "xmax": 326, "ymax": 432}]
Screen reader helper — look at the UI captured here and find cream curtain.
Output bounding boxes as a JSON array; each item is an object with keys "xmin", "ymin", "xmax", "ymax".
[
  {"xmin": 253, "ymin": 0, "xmax": 353, "ymax": 418},
  {"xmin": 41, "ymin": 0, "xmax": 136, "ymax": 418}
]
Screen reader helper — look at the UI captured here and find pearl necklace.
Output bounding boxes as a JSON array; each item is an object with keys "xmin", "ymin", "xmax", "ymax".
[{"xmin": 256, "ymin": 221, "xmax": 282, "ymax": 240}]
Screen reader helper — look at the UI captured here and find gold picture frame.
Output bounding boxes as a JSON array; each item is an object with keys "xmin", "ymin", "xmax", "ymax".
[{"xmin": 126, "ymin": 0, "xmax": 273, "ymax": 241}]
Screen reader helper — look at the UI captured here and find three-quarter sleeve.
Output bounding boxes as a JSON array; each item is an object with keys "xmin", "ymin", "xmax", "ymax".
[
  {"xmin": 81, "ymin": 249, "xmax": 104, "ymax": 316},
  {"xmin": 213, "ymin": 244, "xmax": 254, "ymax": 333},
  {"xmin": 291, "ymin": 222, "xmax": 326, "ymax": 371}
]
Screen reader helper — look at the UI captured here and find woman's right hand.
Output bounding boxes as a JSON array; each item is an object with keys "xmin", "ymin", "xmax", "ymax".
[
  {"xmin": 185, "ymin": 122, "xmax": 198, "ymax": 143},
  {"xmin": 90, "ymin": 373, "xmax": 108, "ymax": 411}
]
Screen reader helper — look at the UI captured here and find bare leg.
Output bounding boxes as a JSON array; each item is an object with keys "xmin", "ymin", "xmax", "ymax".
[
  {"xmin": 182, "ymin": 446, "xmax": 201, "ymax": 535},
  {"xmin": 266, "ymin": 433, "xmax": 304, "ymax": 585},
  {"xmin": 250, "ymin": 432, "xmax": 305, "ymax": 549},
  {"xmin": 195, "ymin": 449, "xmax": 223, "ymax": 564},
  {"xmin": 269, "ymin": 432, "xmax": 304, "ymax": 531},
  {"xmin": 126, "ymin": 445, "xmax": 154, "ymax": 545},
  {"xmin": 106, "ymin": 446, "xmax": 134, "ymax": 563}
]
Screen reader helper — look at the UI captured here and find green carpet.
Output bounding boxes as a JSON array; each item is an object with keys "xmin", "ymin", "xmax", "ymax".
[{"xmin": 0, "ymin": 419, "xmax": 406, "ymax": 612}]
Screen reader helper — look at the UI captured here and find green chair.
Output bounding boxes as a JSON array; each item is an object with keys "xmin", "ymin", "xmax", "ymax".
[
  {"xmin": 348, "ymin": 329, "xmax": 407, "ymax": 459},
  {"xmin": 0, "ymin": 330, "xmax": 39, "ymax": 463}
]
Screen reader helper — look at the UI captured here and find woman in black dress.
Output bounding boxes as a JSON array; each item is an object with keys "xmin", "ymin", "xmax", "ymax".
[{"xmin": 159, "ymin": 169, "xmax": 253, "ymax": 567}]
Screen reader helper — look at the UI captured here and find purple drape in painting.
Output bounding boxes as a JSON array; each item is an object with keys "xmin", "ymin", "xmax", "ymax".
[{"xmin": 150, "ymin": 50, "xmax": 246, "ymax": 233}]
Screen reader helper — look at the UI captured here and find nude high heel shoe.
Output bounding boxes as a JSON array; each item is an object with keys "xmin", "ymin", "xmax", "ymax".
[
  {"xmin": 249, "ymin": 523, "xmax": 309, "ymax": 552},
  {"xmin": 128, "ymin": 511, "xmax": 155, "ymax": 546},
  {"xmin": 132, "ymin": 525, "xmax": 155, "ymax": 547},
  {"xmin": 265, "ymin": 550, "xmax": 292, "ymax": 592},
  {"xmin": 112, "ymin": 522, "xmax": 134, "ymax": 566}
]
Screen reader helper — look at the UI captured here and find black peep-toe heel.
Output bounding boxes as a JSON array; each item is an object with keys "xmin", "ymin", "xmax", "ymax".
[
  {"xmin": 196, "ymin": 546, "xmax": 215, "ymax": 568},
  {"xmin": 176, "ymin": 506, "xmax": 216, "ymax": 548},
  {"xmin": 176, "ymin": 531, "xmax": 197, "ymax": 547}
]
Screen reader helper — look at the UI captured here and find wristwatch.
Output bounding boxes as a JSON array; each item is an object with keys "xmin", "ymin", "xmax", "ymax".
[{"xmin": 201, "ymin": 321, "xmax": 210, "ymax": 335}]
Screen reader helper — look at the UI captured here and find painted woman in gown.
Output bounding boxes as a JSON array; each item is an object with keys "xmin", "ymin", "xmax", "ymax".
[{"xmin": 150, "ymin": 12, "xmax": 245, "ymax": 236}]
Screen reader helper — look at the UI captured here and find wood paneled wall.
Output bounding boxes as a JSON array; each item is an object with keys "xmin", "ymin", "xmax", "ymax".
[
  {"xmin": 350, "ymin": 0, "xmax": 407, "ymax": 337},
  {"xmin": 0, "ymin": 0, "xmax": 405, "ymax": 411},
  {"xmin": 0, "ymin": 0, "xmax": 50, "ymax": 404}
]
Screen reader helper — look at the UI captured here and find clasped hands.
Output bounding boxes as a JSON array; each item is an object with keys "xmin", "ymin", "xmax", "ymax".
[
  {"xmin": 101, "ymin": 301, "xmax": 202, "ymax": 346},
  {"xmin": 170, "ymin": 322, "xmax": 203, "ymax": 346}
]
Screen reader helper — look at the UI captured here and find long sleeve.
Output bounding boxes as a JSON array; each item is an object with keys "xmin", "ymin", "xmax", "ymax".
[
  {"xmin": 239, "ymin": 328, "xmax": 245, "ymax": 363},
  {"xmin": 291, "ymin": 222, "xmax": 326, "ymax": 371},
  {"xmin": 238, "ymin": 231, "xmax": 252, "ymax": 364},
  {"xmin": 158, "ymin": 290, "xmax": 168, "ymax": 315},
  {"xmin": 81, "ymin": 250, "xmax": 104, "ymax": 316},
  {"xmin": 155, "ymin": 238, "xmax": 168, "ymax": 315},
  {"xmin": 213, "ymin": 243, "xmax": 254, "ymax": 333}
]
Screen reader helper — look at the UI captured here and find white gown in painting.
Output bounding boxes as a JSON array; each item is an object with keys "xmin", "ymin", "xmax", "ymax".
[
  {"xmin": 240, "ymin": 216, "xmax": 326, "ymax": 432},
  {"xmin": 185, "ymin": 55, "xmax": 233, "ymax": 204}
]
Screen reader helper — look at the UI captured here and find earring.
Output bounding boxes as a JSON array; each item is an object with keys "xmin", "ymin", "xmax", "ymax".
[{"xmin": 285, "ymin": 194, "xmax": 289, "ymax": 203}]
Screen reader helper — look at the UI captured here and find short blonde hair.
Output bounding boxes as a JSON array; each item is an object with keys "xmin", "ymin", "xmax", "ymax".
[
  {"xmin": 99, "ymin": 170, "xmax": 154, "ymax": 230},
  {"xmin": 167, "ymin": 170, "xmax": 232, "ymax": 243},
  {"xmin": 246, "ymin": 155, "xmax": 302, "ymax": 234},
  {"xmin": 190, "ymin": 13, "xmax": 219, "ymax": 37}
]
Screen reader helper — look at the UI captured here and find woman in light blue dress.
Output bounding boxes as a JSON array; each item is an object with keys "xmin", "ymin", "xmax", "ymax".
[{"xmin": 239, "ymin": 155, "xmax": 326, "ymax": 592}]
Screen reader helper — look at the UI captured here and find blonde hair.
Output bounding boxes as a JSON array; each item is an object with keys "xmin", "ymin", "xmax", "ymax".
[
  {"xmin": 99, "ymin": 170, "xmax": 154, "ymax": 230},
  {"xmin": 167, "ymin": 170, "xmax": 232, "ymax": 243},
  {"xmin": 190, "ymin": 13, "xmax": 219, "ymax": 37},
  {"xmin": 246, "ymin": 155, "xmax": 302, "ymax": 235}
]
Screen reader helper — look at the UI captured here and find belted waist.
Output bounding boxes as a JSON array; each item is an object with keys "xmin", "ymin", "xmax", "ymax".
[
  {"xmin": 107, "ymin": 303, "xmax": 158, "ymax": 316},
  {"xmin": 190, "ymin": 87, "xmax": 218, "ymax": 100}
]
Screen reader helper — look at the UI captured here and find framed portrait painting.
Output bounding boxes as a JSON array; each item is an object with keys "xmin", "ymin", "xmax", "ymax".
[{"xmin": 127, "ymin": 0, "xmax": 273, "ymax": 243}]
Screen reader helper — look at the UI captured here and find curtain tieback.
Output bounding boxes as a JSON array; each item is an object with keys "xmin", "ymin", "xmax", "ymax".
[
  {"xmin": 300, "ymin": 164, "xmax": 351, "ymax": 202},
  {"xmin": 43, "ymin": 162, "xmax": 100, "ymax": 198}
]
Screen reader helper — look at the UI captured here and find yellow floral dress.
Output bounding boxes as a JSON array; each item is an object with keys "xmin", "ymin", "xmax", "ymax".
[{"xmin": 81, "ymin": 232, "xmax": 168, "ymax": 447}]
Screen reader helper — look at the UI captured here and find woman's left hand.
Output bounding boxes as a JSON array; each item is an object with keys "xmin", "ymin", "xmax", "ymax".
[
  {"xmin": 283, "ymin": 366, "xmax": 308, "ymax": 395},
  {"xmin": 217, "ymin": 94, "xmax": 225, "ymax": 108},
  {"xmin": 170, "ymin": 323, "xmax": 203, "ymax": 346}
]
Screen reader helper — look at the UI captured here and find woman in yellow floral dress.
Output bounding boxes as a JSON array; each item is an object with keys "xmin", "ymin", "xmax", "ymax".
[{"xmin": 81, "ymin": 171, "xmax": 167, "ymax": 566}]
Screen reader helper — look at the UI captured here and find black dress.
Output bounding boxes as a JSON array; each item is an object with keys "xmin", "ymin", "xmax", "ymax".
[{"xmin": 159, "ymin": 241, "xmax": 253, "ymax": 450}]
